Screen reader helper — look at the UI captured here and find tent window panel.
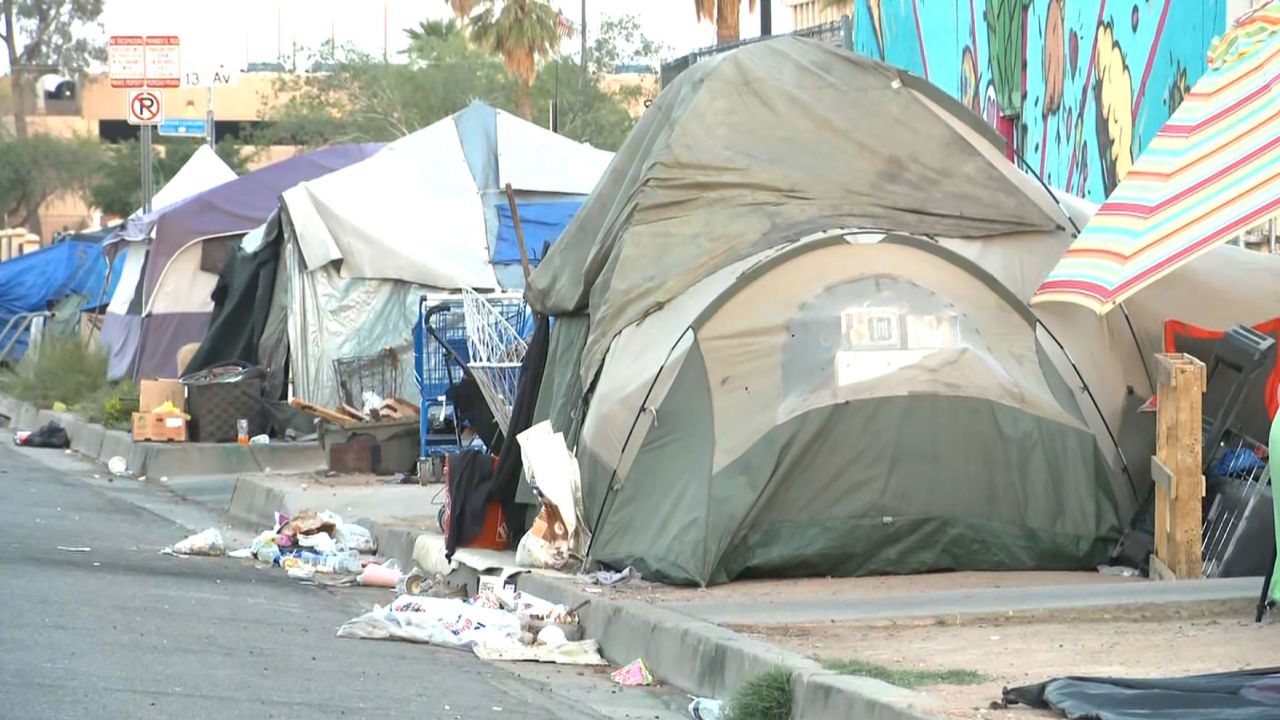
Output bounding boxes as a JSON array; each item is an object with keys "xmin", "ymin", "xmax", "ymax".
[{"xmin": 782, "ymin": 275, "xmax": 995, "ymax": 402}]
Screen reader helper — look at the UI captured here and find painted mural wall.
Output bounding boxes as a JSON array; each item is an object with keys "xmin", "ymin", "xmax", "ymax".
[{"xmin": 846, "ymin": 0, "xmax": 1226, "ymax": 201}]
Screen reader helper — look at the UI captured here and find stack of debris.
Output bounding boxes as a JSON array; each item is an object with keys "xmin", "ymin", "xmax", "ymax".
[
  {"xmin": 290, "ymin": 395, "xmax": 422, "ymax": 475},
  {"xmin": 289, "ymin": 395, "xmax": 420, "ymax": 426}
]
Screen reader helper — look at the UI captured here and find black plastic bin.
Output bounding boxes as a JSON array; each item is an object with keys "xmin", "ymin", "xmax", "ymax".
[{"xmin": 181, "ymin": 364, "xmax": 268, "ymax": 443}]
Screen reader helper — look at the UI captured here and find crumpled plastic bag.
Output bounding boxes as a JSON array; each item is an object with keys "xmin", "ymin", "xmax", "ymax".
[
  {"xmin": 335, "ymin": 523, "xmax": 376, "ymax": 553},
  {"xmin": 336, "ymin": 595, "xmax": 521, "ymax": 648},
  {"xmin": 688, "ymin": 697, "xmax": 723, "ymax": 720},
  {"xmin": 161, "ymin": 528, "xmax": 224, "ymax": 557}
]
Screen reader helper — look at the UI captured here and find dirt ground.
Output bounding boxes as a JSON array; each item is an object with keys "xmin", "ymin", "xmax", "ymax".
[
  {"xmin": 606, "ymin": 570, "xmax": 1139, "ymax": 604},
  {"xmin": 736, "ymin": 601, "xmax": 1279, "ymax": 719}
]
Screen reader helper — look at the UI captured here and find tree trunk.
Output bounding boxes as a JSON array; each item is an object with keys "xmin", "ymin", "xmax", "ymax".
[
  {"xmin": 516, "ymin": 80, "xmax": 533, "ymax": 120},
  {"xmin": 2, "ymin": 0, "xmax": 37, "ymax": 239},
  {"xmin": 715, "ymin": 0, "xmax": 741, "ymax": 44}
]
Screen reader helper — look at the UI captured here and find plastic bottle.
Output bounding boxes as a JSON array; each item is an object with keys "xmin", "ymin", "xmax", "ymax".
[{"xmin": 237, "ymin": 418, "xmax": 249, "ymax": 445}]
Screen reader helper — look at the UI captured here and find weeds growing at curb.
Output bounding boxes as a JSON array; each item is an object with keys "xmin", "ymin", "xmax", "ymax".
[
  {"xmin": 821, "ymin": 657, "xmax": 990, "ymax": 688},
  {"xmin": 724, "ymin": 667, "xmax": 792, "ymax": 720},
  {"xmin": 2, "ymin": 337, "xmax": 107, "ymax": 410}
]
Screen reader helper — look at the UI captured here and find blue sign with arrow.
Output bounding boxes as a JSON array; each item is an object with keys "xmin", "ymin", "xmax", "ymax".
[{"xmin": 157, "ymin": 118, "xmax": 207, "ymax": 138}]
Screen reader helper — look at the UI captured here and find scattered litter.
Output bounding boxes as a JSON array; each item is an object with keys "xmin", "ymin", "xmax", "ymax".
[
  {"xmin": 473, "ymin": 639, "xmax": 606, "ymax": 665},
  {"xmin": 337, "ymin": 595, "xmax": 522, "ymax": 647},
  {"xmin": 297, "ymin": 531, "xmax": 337, "ymax": 553},
  {"xmin": 515, "ymin": 422, "xmax": 590, "ymax": 570},
  {"xmin": 611, "ymin": 658, "xmax": 654, "ymax": 686},
  {"xmin": 57, "ymin": 546, "xmax": 91, "ymax": 552},
  {"xmin": 593, "ymin": 566, "xmax": 636, "ymax": 586},
  {"xmin": 159, "ymin": 476, "xmax": 168, "ymax": 483},
  {"xmin": 16, "ymin": 421, "xmax": 70, "ymax": 449},
  {"xmin": 688, "ymin": 697, "xmax": 724, "ymax": 720},
  {"xmin": 1097, "ymin": 564, "xmax": 1140, "ymax": 578},
  {"xmin": 312, "ymin": 573, "xmax": 360, "ymax": 588},
  {"xmin": 335, "ymin": 523, "xmax": 376, "ymax": 553},
  {"xmin": 92, "ymin": 562, "xmax": 101, "ymax": 567},
  {"xmin": 397, "ymin": 568, "xmax": 429, "ymax": 595},
  {"xmin": 537, "ymin": 625, "xmax": 567, "ymax": 648},
  {"xmin": 227, "ymin": 548, "xmax": 254, "ymax": 560},
  {"xmin": 287, "ymin": 565, "xmax": 317, "ymax": 581},
  {"xmin": 358, "ymin": 561, "xmax": 403, "ymax": 588},
  {"xmin": 160, "ymin": 528, "xmax": 225, "ymax": 557},
  {"xmin": 107, "ymin": 456, "xmax": 127, "ymax": 475},
  {"xmin": 249, "ymin": 434, "xmax": 270, "ymax": 445},
  {"xmin": 583, "ymin": 587, "xmax": 603, "ymax": 594}
]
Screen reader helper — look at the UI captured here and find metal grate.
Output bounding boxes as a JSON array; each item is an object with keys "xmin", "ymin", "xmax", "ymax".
[
  {"xmin": 462, "ymin": 288, "xmax": 529, "ymax": 435},
  {"xmin": 332, "ymin": 347, "xmax": 401, "ymax": 410},
  {"xmin": 1202, "ymin": 431, "xmax": 1272, "ymax": 578},
  {"xmin": 659, "ymin": 19, "xmax": 848, "ymax": 88}
]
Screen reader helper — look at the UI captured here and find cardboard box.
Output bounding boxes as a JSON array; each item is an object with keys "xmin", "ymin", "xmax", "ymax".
[
  {"xmin": 131, "ymin": 412, "xmax": 188, "ymax": 443},
  {"xmin": 139, "ymin": 379, "xmax": 185, "ymax": 413}
]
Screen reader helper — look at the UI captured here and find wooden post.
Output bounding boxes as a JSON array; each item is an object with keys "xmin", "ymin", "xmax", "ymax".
[
  {"xmin": 1149, "ymin": 352, "xmax": 1207, "ymax": 580},
  {"xmin": 504, "ymin": 183, "xmax": 533, "ymax": 282}
]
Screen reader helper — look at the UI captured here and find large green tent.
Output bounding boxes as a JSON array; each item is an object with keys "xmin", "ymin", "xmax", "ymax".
[{"xmin": 525, "ymin": 37, "xmax": 1132, "ymax": 586}]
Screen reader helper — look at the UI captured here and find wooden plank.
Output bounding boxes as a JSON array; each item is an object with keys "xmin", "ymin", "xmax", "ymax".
[
  {"xmin": 1148, "ymin": 554, "xmax": 1177, "ymax": 582},
  {"xmin": 1151, "ymin": 353, "xmax": 1207, "ymax": 580},
  {"xmin": 390, "ymin": 396, "xmax": 421, "ymax": 417},
  {"xmin": 288, "ymin": 397, "xmax": 350, "ymax": 425},
  {"xmin": 337, "ymin": 403, "xmax": 367, "ymax": 422}
]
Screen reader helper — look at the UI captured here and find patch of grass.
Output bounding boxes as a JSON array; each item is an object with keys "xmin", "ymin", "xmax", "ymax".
[
  {"xmin": 724, "ymin": 667, "xmax": 792, "ymax": 720},
  {"xmin": 821, "ymin": 658, "xmax": 990, "ymax": 688},
  {"xmin": 5, "ymin": 337, "xmax": 108, "ymax": 410},
  {"xmin": 82, "ymin": 379, "xmax": 139, "ymax": 430}
]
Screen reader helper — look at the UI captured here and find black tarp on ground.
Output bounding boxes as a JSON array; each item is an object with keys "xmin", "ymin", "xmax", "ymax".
[
  {"xmin": 1004, "ymin": 667, "xmax": 1280, "ymax": 720},
  {"xmin": 186, "ymin": 212, "xmax": 282, "ymax": 375}
]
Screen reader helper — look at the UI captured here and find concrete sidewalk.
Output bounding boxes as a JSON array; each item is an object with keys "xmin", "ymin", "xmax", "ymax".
[{"xmin": 661, "ymin": 575, "xmax": 1262, "ymax": 625}]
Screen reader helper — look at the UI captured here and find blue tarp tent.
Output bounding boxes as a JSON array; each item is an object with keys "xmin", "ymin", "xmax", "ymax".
[
  {"xmin": 0, "ymin": 237, "xmax": 123, "ymax": 360},
  {"xmin": 494, "ymin": 200, "xmax": 584, "ymax": 265}
]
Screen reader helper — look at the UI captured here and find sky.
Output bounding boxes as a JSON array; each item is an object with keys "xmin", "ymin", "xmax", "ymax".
[{"xmin": 90, "ymin": 0, "xmax": 796, "ymax": 71}]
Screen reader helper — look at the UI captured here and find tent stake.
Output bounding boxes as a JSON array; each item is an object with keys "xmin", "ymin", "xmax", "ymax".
[{"xmin": 504, "ymin": 183, "xmax": 532, "ymax": 281}]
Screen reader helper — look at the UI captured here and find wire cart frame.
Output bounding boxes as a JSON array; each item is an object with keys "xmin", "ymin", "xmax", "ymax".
[{"xmin": 414, "ymin": 292, "xmax": 530, "ymax": 474}]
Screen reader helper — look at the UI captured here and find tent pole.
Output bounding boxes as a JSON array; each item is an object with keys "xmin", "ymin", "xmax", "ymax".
[
  {"xmin": 85, "ymin": 245, "xmax": 114, "ymax": 350},
  {"xmin": 504, "ymin": 183, "xmax": 533, "ymax": 282}
]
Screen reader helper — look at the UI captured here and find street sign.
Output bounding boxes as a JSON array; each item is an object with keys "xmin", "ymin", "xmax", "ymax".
[
  {"xmin": 144, "ymin": 36, "xmax": 181, "ymax": 88},
  {"xmin": 182, "ymin": 63, "xmax": 239, "ymax": 88},
  {"xmin": 158, "ymin": 117, "xmax": 207, "ymax": 137},
  {"xmin": 127, "ymin": 90, "xmax": 164, "ymax": 126},
  {"xmin": 108, "ymin": 36, "xmax": 146, "ymax": 88}
]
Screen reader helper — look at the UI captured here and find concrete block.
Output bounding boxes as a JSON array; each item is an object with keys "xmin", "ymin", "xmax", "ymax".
[
  {"xmin": 227, "ymin": 475, "xmax": 291, "ymax": 527},
  {"xmin": 70, "ymin": 422, "xmax": 105, "ymax": 458},
  {"xmin": 97, "ymin": 430, "xmax": 133, "ymax": 464},
  {"xmin": 791, "ymin": 671, "xmax": 939, "ymax": 720}
]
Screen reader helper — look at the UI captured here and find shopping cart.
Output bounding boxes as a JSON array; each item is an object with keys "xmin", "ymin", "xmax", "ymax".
[{"xmin": 414, "ymin": 292, "xmax": 529, "ymax": 478}]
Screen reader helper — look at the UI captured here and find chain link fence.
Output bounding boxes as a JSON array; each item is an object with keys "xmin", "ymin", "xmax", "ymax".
[{"xmin": 660, "ymin": 18, "xmax": 850, "ymax": 88}]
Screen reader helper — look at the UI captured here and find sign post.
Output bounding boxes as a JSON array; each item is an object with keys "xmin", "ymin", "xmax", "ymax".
[
  {"xmin": 127, "ymin": 89, "xmax": 163, "ymax": 213},
  {"xmin": 111, "ymin": 34, "xmax": 182, "ymax": 215}
]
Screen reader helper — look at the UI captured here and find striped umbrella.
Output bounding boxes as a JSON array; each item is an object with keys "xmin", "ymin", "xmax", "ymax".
[{"xmin": 1031, "ymin": 4, "xmax": 1280, "ymax": 314}]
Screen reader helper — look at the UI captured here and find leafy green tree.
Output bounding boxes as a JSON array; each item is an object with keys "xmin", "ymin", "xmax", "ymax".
[
  {"xmin": 0, "ymin": 0, "xmax": 105, "ymax": 235},
  {"xmin": 0, "ymin": 132, "xmax": 100, "ymax": 230},
  {"xmin": 88, "ymin": 138, "xmax": 251, "ymax": 220}
]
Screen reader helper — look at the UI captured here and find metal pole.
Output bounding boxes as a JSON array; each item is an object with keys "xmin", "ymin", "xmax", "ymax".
[
  {"xmin": 580, "ymin": 0, "xmax": 587, "ymax": 69},
  {"xmin": 503, "ymin": 183, "xmax": 532, "ymax": 282},
  {"xmin": 141, "ymin": 125, "xmax": 154, "ymax": 213},
  {"xmin": 1270, "ymin": 218, "xmax": 1276, "ymax": 254},
  {"xmin": 206, "ymin": 86, "xmax": 215, "ymax": 149}
]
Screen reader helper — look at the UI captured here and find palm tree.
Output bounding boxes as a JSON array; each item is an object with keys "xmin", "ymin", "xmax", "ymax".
[
  {"xmin": 445, "ymin": 0, "xmax": 565, "ymax": 120},
  {"xmin": 693, "ymin": 0, "xmax": 758, "ymax": 46}
]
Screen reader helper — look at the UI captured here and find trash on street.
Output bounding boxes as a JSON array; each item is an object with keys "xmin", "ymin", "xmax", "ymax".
[
  {"xmin": 160, "ymin": 528, "xmax": 225, "ymax": 557},
  {"xmin": 688, "ymin": 697, "xmax": 723, "ymax": 720},
  {"xmin": 611, "ymin": 658, "xmax": 655, "ymax": 686},
  {"xmin": 56, "ymin": 546, "xmax": 91, "ymax": 552}
]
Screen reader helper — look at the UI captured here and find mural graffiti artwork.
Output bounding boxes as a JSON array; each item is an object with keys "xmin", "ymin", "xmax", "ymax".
[{"xmin": 846, "ymin": 0, "xmax": 1227, "ymax": 201}]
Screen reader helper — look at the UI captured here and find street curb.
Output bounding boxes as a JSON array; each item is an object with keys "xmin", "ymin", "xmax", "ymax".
[{"xmin": 0, "ymin": 393, "xmax": 327, "ymax": 478}]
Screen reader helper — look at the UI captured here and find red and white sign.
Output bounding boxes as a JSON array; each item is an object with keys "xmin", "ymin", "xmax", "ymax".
[
  {"xmin": 127, "ymin": 89, "xmax": 164, "ymax": 126},
  {"xmin": 144, "ymin": 36, "xmax": 181, "ymax": 88},
  {"xmin": 108, "ymin": 36, "xmax": 146, "ymax": 88}
]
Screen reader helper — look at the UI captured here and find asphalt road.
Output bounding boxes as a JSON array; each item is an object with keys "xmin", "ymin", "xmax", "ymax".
[{"xmin": 0, "ymin": 442, "xmax": 623, "ymax": 720}]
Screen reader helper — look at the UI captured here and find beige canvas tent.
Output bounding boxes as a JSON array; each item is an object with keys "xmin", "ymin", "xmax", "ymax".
[{"xmin": 525, "ymin": 37, "xmax": 1280, "ymax": 585}]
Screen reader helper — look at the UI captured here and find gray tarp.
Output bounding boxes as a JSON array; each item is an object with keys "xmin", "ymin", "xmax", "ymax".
[{"xmin": 526, "ymin": 36, "xmax": 1065, "ymax": 387}]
